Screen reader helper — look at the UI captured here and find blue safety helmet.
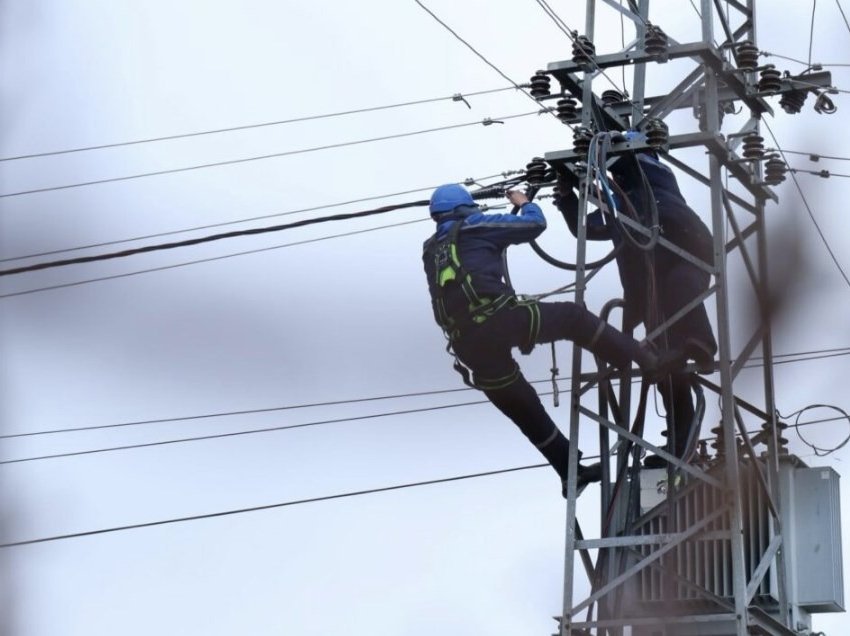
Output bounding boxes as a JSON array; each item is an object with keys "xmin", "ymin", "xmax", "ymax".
[{"xmin": 429, "ymin": 183, "xmax": 474, "ymax": 216}]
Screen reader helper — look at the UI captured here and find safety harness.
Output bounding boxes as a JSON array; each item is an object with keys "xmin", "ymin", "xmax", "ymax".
[{"xmin": 427, "ymin": 220, "xmax": 541, "ymax": 390}]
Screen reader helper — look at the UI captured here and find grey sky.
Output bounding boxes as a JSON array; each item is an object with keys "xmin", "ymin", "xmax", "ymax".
[{"xmin": 1, "ymin": 1, "xmax": 849, "ymax": 634}]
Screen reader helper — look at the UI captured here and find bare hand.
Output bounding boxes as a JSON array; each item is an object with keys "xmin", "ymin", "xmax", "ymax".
[{"xmin": 506, "ymin": 189, "xmax": 529, "ymax": 207}]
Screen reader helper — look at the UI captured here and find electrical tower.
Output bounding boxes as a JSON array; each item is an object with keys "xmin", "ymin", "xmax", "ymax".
[{"xmin": 525, "ymin": 1, "xmax": 843, "ymax": 634}]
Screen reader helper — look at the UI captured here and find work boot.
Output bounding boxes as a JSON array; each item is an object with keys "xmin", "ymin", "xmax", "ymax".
[
  {"xmin": 637, "ymin": 343, "xmax": 686, "ymax": 383},
  {"xmin": 684, "ymin": 338, "xmax": 716, "ymax": 374},
  {"xmin": 561, "ymin": 462, "xmax": 603, "ymax": 498}
]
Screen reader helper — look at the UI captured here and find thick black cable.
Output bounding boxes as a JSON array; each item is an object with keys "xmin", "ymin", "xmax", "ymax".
[
  {"xmin": 0, "ymin": 463, "xmax": 548, "ymax": 549},
  {"xmin": 0, "ymin": 87, "xmax": 516, "ymax": 162},
  {"xmin": 0, "ymin": 199, "xmax": 432, "ymax": 277},
  {"xmin": 0, "ymin": 176, "xmax": 503, "ymax": 264},
  {"xmin": 0, "ymin": 218, "xmax": 429, "ymax": 299},
  {"xmin": 763, "ymin": 120, "xmax": 850, "ymax": 288},
  {"xmin": 0, "ymin": 111, "xmax": 537, "ymax": 199}
]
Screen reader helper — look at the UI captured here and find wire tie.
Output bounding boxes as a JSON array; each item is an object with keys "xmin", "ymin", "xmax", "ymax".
[{"xmin": 452, "ymin": 93, "xmax": 472, "ymax": 109}]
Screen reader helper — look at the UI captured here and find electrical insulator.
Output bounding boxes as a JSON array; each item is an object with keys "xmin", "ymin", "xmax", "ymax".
[
  {"xmin": 601, "ymin": 89, "xmax": 624, "ymax": 106},
  {"xmin": 710, "ymin": 424, "xmax": 725, "ymax": 457},
  {"xmin": 571, "ymin": 34, "xmax": 595, "ymax": 66},
  {"xmin": 644, "ymin": 118, "xmax": 669, "ymax": 149},
  {"xmin": 644, "ymin": 23, "xmax": 669, "ymax": 59},
  {"xmin": 556, "ymin": 97, "xmax": 577, "ymax": 123},
  {"xmin": 758, "ymin": 65, "xmax": 782, "ymax": 94},
  {"xmin": 780, "ymin": 89, "xmax": 807, "ymax": 114},
  {"xmin": 734, "ymin": 40, "xmax": 760, "ymax": 70},
  {"xmin": 525, "ymin": 157, "xmax": 547, "ymax": 184},
  {"xmin": 529, "ymin": 70, "xmax": 551, "ymax": 98},
  {"xmin": 572, "ymin": 127, "xmax": 593, "ymax": 156},
  {"xmin": 764, "ymin": 154, "xmax": 788, "ymax": 185},
  {"xmin": 741, "ymin": 133, "xmax": 765, "ymax": 160}
]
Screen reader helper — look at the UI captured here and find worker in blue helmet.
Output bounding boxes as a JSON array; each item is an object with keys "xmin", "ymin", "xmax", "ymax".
[
  {"xmin": 554, "ymin": 140, "xmax": 717, "ymax": 465},
  {"xmin": 422, "ymin": 183, "xmax": 680, "ymax": 497}
]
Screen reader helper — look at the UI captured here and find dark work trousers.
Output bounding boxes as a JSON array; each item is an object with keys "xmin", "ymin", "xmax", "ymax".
[
  {"xmin": 654, "ymin": 260, "xmax": 716, "ymax": 459},
  {"xmin": 451, "ymin": 301, "xmax": 645, "ymax": 483}
]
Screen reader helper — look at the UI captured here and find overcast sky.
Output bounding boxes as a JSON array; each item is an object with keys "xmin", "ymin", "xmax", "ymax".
[{"xmin": 1, "ymin": 1, "xmax": 849, "ymax": 635}]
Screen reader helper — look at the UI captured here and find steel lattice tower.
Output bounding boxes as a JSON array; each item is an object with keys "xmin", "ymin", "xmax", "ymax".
[{"xmin": 534, "ymin": 1, "xmax": 836, "ymax": 634}]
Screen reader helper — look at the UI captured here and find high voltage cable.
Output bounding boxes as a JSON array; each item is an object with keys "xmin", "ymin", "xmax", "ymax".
[
  {"xmin": 761, "ymin": 50, "xmax": 850, "ymax": 67},
  {"xmin": 0, "ymin": 397, "xmax": 498, "ymax": 466},
  {"xmin": 0, "ymin": 198, "xmax": 434, "ymax": 277},
  {"xmin": 4, "ymin": 348, "xmax": 849, "ymax": 465},
  {"xmin": 533, "ymin": 0, "xmax": 635, "ymax": 99},
  {"xmin": 411, "ymin": 0, "xmax": 560, "ymax": 122},
  {"xmin": 0, "ymin": 175, "xmax": 504, "ymax": 264},
  {"xmin": 0, "ymin": 87, "xmax": 516, "ymax": 163},
  {"xmin": 0, "ymin": 463, "xmax": 549, "ymax": 549},
  {"xmin": 2, "ymin": 408, "xmax": 845, "ymax": 549},
  {"xmin": 0, "ymin": 111, "xmax": 537, "ymax": 199},
  {"xmin": 5, "ymin": 347, "xmax": 849, "ymax": 440},
  {"xmin": 763, "ymin": 120, "xmax": 850, "ymax": 289},
  {"xmin": 838, "ymin": 0, "xmax": 850, "ymax": 36},
  {"xmin": 790, "ymin": 167, "xmax": 850, "ymax": 178},
  {"xmin": 809, "ymin": 0, "xmax": 818, "ymax": 68},
  {"xmin": 0, "ymin": 217, "xmax": 429, "ymax": 300},
  {"xmin": 778, "ymin": 149, "xmax": 850, "ymax": 161}
]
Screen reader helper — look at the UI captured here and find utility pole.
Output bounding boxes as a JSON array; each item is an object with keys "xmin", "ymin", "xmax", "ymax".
[{"xmin": 525, "ymin": 1, "xmax": 840, "ymax": 634}]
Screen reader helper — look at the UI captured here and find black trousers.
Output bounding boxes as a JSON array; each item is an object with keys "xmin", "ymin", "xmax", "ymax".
[
  {"xmin": 451, "ymin": 301, "xmax": 644, "ymax": 483},
  {"xmin": 654, "ymin": 261, "xmax": 716, "ymax": 459}
]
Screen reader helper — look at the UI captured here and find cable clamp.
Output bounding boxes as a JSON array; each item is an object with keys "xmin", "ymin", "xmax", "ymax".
[{"xmin": 452, "ymin": 93, "xmax": 472, "ymax": 109}]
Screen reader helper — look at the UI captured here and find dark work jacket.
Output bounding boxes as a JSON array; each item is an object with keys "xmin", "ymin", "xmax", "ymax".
[
  {"xmin": 422, "ymin": 203, "xmax": 545, "ymax": 330},
  {"xmin": 557, "ymin": 153, "xmax": 713, "ymax": 329}
]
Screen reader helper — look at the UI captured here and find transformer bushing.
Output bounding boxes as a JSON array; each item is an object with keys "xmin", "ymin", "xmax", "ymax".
[
  {"xmin": 644, "ymin": 118, "xmax": 669, "ymax": 149},
  {"xmin": 529, "ymin": 70, "xmax": 551, "ymax": 98},
  {"xmin": 525, "ymin": 157, "xmax": 548, "ymax": 184},
  {"xmin": 780, "ymin": 89, "xmax": 808, "ymax": 114},
  {"xmin": 764, "ymin": 153, "xmax": 788, "ymax": 184},
  {"xmin": 571, "ymin": 34, "xmax": 595, "ymax": 66},
  {"xmin": 556, "ymin": 97, "xmax": 578, "ymax": 123},
  {"xmin": 758, "ymin": 65, "xmax": 782, "ymax": 94},
  {"xmin": 741, "ymin": 133, "xmax": 765, "ymax": 160},
  {"xmin": 572, "ymin": 126, "xmax": 593, "ymax": 156},
  {"xmin": 644, "ymin": 23, "xmax": 669, "ymax": 60},
  {"xmin": 735, "ymin": 39, "xmax": 760, "ymax": 70}
]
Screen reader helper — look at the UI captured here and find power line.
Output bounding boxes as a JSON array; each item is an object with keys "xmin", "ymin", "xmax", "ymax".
[
  {"xmin": 763, "ymin": 120, "xmax": 850, "ymax": 289},
  {"xmin": 533, "ymin": 0, "xmax": 636, "ymax": 101},
  {"xmin": 838, "ymin": 0, "xmax": 850, "ymax": 37},
  {"xmin": 789, "ymin": 167, "xmax": 850, "ymax": 178},
  {"xmin": 5, "ymin": 347, "xmax": 849, "ymax": 440},
  {"xmin": 5, "ymin": 348, "xmax": 849, "ymax": 465},
  {"xmin": 0, "ymin": 175, "xmax": 505, "ymax": 265},
  {"xmin": 809, "ymin": 0, "xmax": 818, "ymax": 67},
  {"xmin": 0, "ymin": 198, "xmax": 434, "ymax": 277},
  {"xmin": 411, "ymin": 0, "xmax": 558, "ymax": 121},
  {"xmin": 0, "ymin": 111, "xmax": 537, "ymax": 199},
  {"xmin": 0, "ymin": 87, "xmax": 516, "ymax": 162},
  {"xmin": 0, "ymin": 397, "xmax": 496, "ymax": 466},
  {"xmin": 2, "ymin": 403, "xmax": 846, "ymax": 549},
  {"xmin": 0, "ymin": 463, "xmax": 548, "ymax": 549},
  {"xmin": 761, "ymin": 50, "xmax": 850, "ymax": 68},
  {"xmin": 777, "ymin": 149, "xmax": 850, "ymax": 161},
  {"xmin": 0, "ymin": 217, "xmax": 429, "ymax": 300}
]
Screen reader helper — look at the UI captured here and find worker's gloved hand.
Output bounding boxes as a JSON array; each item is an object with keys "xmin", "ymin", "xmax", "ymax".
[{"xmin": 506, "ymin": 186, "xmax": 530, "ymax": 207}]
